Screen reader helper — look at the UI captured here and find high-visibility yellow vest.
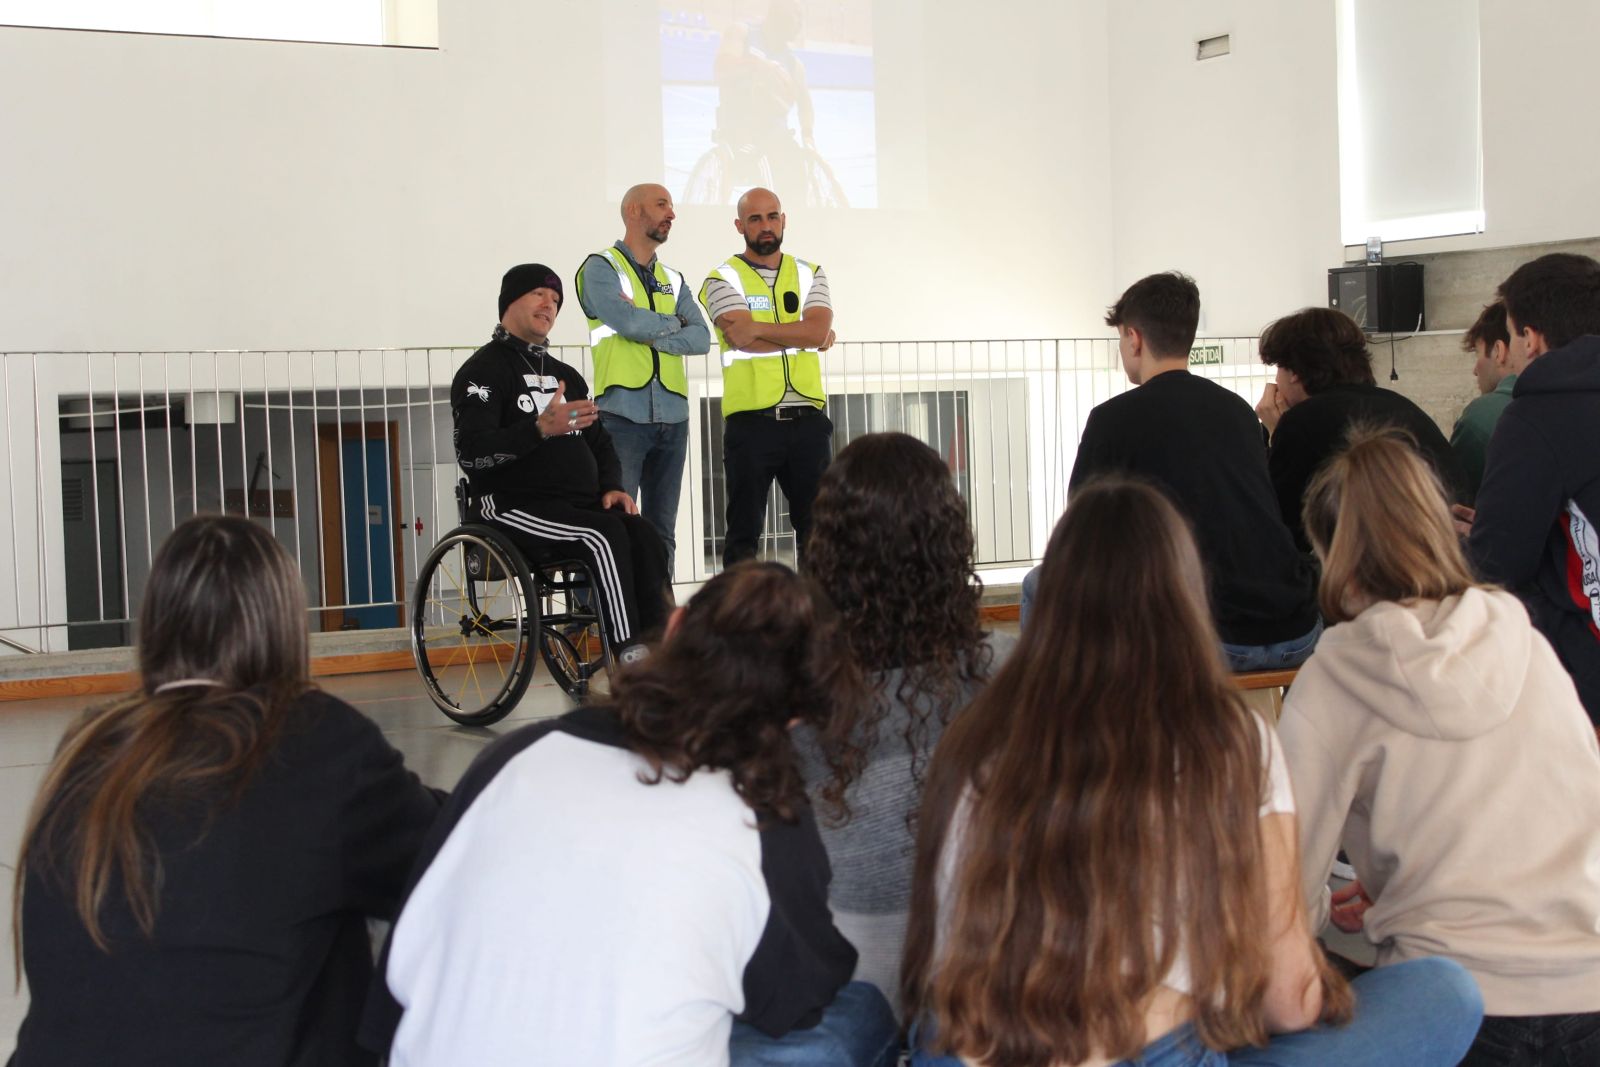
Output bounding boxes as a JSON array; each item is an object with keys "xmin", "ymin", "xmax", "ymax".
[
  {"xmin": 701, "ymin": 255, "xmax": 825, "ymax": 417},
  {"xmin": 576, "ymin": 247, "xmax": 689, "ymax": 398}
]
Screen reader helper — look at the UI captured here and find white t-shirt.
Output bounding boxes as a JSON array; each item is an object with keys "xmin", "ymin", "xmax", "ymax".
[
  {"xmin": 371, "ymin": 708, "xmax": 856, "ymax": 1067},
  {"xmin": 935, "ymin": 713, "xmax": 1294, "ymax": 996}
]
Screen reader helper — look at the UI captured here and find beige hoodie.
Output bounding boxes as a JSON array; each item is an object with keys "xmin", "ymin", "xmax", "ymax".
[{"xmin": 1279, "ymin": 587, "xmax": 1600, "ymax": 1016}]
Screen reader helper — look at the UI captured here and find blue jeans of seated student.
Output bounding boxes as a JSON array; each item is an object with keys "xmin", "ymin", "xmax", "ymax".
[
  {"xmin": 912, "ymin": 956, "xmax": 1482, "ymax": 1067},
  {"xmin": 1459, "ymin": 1011, "xmax": 1600, "ymax": 1066},
  {"xmin": 729, "ymin": 981, "xmax": 900, "ymax": 1067},
  {"xmin": 600, "ymin": 412, "xmax": 688, "ymax": 577},
  {"xmin": 1221, "ymin": 617, "xmax": 1323, "ymax": 673},
  {"xmin": 1021, "ymin": 565, "xmax": 1324, "ymax": 674}
]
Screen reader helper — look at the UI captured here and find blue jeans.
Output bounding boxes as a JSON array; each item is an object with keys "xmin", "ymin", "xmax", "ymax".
[
  {"xmin": 729, "ymin": 981, "xmax": 900, "ymax": 1067},
  {"xmin": 1221, "ymin": 617, "xmax": 1324, "ymax": 673},
  {"xmin": 1021, "ymin": 565, "xmax": 1323, "ymax": 674},
  {"xmin": 600, "ymin": 412, "xmax": 688, "ymax": 577},
  {"xmin": 913, "ymin": 957, "xmax": 1482, "ymax": 1067},
  {"xmin": 1459, "ymin": 1011, "xmax": 1600, "ymax": 1066}
]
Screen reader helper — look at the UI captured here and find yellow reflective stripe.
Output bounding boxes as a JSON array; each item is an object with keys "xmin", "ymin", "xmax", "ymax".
[{"xmin": 716, "ymin": 264, "xmax": 743, "ymax": 291}]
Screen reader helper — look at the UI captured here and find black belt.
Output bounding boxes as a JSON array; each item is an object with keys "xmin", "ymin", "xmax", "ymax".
[{"xmin": 749, "ymin": 404, "xmax": 823, "ymax": 421}]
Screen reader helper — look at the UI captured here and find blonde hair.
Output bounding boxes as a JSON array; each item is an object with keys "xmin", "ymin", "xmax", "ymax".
[{"xmin": 1302, "ymin": 426, "xmax": 1480, "ymax": 623}]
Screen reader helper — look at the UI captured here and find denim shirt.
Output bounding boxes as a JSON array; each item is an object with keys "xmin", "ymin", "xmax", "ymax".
[{"xmin": 577, "ymin": 241, "xmax": 709, "ymax": 425}]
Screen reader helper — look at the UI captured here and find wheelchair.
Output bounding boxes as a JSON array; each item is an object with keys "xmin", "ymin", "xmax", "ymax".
[{"xmin": 409, "ymin": 480, "xmax": 612, "ymax": 726}]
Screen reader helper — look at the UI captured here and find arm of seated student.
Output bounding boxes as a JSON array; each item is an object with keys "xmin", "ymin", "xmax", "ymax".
[
  {"xmin": 1259, "ymin": 811, "xmax": 1326, "ymax": 1034},
  {"xmin": 717, "ymin": 307, "xmax": 835, "ymax": 352},
  {"xmin": 1329, "ymin": 880, "xmax": 1373, "ymax": 934}
]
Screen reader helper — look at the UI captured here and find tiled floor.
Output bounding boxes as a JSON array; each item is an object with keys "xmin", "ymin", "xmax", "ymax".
[{"xmin": 0, "ymin": 665, "xmax": 581, "ymax": 1060}]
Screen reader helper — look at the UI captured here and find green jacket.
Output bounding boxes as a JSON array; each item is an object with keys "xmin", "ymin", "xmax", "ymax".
[{"xmin": 1450, "ymin": 372, "xmax": 1517, "ymax": 503}]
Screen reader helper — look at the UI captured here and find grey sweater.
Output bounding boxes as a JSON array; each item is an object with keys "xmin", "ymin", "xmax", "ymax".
[{"xmin": 794, "ymin": 631, "xmax": 1015, "ymax": 1014}]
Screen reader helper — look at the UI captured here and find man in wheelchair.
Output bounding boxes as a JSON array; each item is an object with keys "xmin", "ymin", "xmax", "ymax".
[{"xmin": 451, "ymin": 263, "xmax": 672, "ymax": 664}]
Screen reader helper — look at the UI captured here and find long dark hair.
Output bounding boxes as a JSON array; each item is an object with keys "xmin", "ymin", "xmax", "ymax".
[
  {"xmin": 805, "ymin": 432, "xmax": 988, "ymax": 792},
  {"xmin": 14, "ymin": 516, "xmax": 313, "ymax": 965},
  {"xmin": 902, "ymin": 479, "xmax": 1346, "ymax": 1065},
  {"xmin": 616, "ymin": 561, "xmax": 866, "ymax": 823}
]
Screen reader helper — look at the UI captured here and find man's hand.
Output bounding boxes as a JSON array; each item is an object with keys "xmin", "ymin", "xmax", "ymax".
[
  {"xmin": 1451, "ymin": 503, "xmax": 1476, "ymax": 539},
  {"xmin": 819, "ymin": 328, "xmax": 837, "ymax": 351},
  {"xmin": 1329, "ymin": 880, "xmax": 1374, "ymax": 934},
  {"xmin": 723, "ymin": 317, "xmax": 764, "ymax": 350},
  {"xmin": 1256, "ymin": 383, "xmax": 1290, "ymax": 436},
  {"xmin": 536, "ymin": 382, "xmax": 598, "ymax": 437},
  {"xmin": 601, "ymin": 490, "xmax": 638, "ymax": 514}
]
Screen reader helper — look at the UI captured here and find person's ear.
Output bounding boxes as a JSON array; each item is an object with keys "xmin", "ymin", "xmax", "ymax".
[
  {"xmin": 663, "ymin": 606, "xmax": 686, "ymax": 641},
  {"xmin": 1491, "ymin": 339, "xmax": 1512, "ymax": 369}
]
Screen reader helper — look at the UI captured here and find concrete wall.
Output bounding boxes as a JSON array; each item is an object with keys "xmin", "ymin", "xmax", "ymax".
[{"xmin": 1381, "ymin": 237, "xmax": 1600, "ymax": 432}]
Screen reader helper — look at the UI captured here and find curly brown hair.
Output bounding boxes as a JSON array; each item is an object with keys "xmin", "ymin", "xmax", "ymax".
[
  {"xmin": 1257, "ymin": 306, "xmax": 1375, "ymax": 393},
  {"xmin": 805, "ymin": 432, "xmax": 989, "ymax": 794},
  {"xmin": 615, "ymin": 561, "xmax": 867, "ymax": 824}
]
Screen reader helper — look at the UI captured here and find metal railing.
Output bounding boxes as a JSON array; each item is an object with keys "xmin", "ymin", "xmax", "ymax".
[{"xmin": 0, "ymin": 340, "xmax": 1273, "ymax": 653}]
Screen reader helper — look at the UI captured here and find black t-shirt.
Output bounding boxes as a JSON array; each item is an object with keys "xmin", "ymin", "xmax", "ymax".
[
  {"xmin": 451, "ymin": 333, "xmax": 623, "ymax": 509},
  {"xmin": 1270, "ymin": 382, "xmax": 1465, "ymax": 552},
  {"xmin": 1069, "ymin": 371, "xmax": 1319, "ymax": 646},
  {"xmin": 13, "ymin": 691, "xmax": 444, "ymax": 1067}
]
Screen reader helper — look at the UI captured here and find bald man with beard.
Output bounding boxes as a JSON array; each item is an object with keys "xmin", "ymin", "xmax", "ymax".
[
  {"xmin": 575, "ymin": 183, "xmax": 710, "ymax": 575},
  {"xmin": 700, "ymin": 187, "xmax": 837, "ymax": 569}
]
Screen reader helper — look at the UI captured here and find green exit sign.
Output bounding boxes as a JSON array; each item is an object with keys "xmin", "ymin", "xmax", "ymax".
[{"xmin": 1188, "ymin": 344, "xmax": 1225, "ymax": 366}]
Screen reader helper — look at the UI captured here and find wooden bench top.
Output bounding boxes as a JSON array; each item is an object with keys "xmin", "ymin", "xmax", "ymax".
[{"xmin": 1233, "ymin": 668, "xmax": 1299, "ymax": 691}]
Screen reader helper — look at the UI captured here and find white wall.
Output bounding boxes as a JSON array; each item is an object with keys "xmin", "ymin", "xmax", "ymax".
[
  {"xmin": 1106, "ymin": 0, "xmax": 1600, "ymax": 334},
  {"xmin": 0, "ymin": 0, "xmax": 1116, "ymax": 354},
  {"xmin": 1467, "ymin": 0, "xmax": 1600, "ymax": 251},
  {"xmin": 1106, "ymin": 1, "xmax": 1342, "ymax": 337}
]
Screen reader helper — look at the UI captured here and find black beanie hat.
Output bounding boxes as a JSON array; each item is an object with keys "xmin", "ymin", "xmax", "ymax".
[{"xmin": 498, "ymin": 263, "xmax": 564, "ymax": 319}]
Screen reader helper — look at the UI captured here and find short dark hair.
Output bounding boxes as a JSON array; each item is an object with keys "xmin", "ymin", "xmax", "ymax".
[
  {"xmin": 1105, "ymin": 272, "xmax": 1200, "ymax": 358},
  {"xmin": 1461, "ymin": 301, "xmax": 1509, "ymax": 354},
  {"xmin": 1257, "ymin": 307, "xmax": 1374, "ymax": 393},
  {"xmin": 1496, "ymin": 252, "xmax": 1600, "ymax": 350}
]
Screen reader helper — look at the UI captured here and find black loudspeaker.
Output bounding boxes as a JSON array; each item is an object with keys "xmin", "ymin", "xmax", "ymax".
[{"xmin": 1327, "ymin": 262, "xmax": 1425, "ymax": 334}]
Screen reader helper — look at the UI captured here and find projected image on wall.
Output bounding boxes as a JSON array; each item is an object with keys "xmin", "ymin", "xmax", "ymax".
[{"xmin": 659, "ymin": 0, "xmax": 876, "ymax": 209}]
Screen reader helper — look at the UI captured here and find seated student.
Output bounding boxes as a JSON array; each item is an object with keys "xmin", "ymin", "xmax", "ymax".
[
  {"xmin": 902, "ymin": 478, "xmax": 1483, "ymax": 1067},
  {"xmin": 1449, "ymin": 301, "xmax": 1516, "ymax": 503},
  {"xmin": 1254, "ymin": 306, "xmax": 1464, "ymax": 552},
  {"xmin": 363, "ymin": 562, "xmax": 900, "ymax": 1067},
  {"xmin": 798, "ymin": 431, "xmax": 1014, "ymax": 1013},
  {"xmin": 1465, "ymin": 252, "xmax": 1600, "ymax": 726},
  {"xmin": 10, "ymin": 515, "xmax": 443, "ymax": 1067},
  {"xmin": 1024, "ymin": 272, "xmax": 1321, "ymax": 672},
  {"xmin": 1279, "ymin": 428, "xmax": 1600, "ymax": 1067}
]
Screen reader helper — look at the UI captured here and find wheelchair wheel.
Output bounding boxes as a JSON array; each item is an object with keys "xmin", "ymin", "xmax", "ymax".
[
  {"xmin": 684, "ymin": 143, "xmax": 734, "ymax": 205},
  {"xmin": 411, "ymin": 525, "xmax": 538, "ymax": 726},
  {"xmin": 533, "ymin": 566, "xmax": 610, "ymax": 702}
]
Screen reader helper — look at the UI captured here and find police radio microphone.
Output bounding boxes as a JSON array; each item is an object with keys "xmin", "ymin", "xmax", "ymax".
[{"xmin": 783, "ymin": 292, "xmax": 800, "ymax": 314}]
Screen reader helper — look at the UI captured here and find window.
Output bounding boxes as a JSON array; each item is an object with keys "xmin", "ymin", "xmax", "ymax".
[
  {"xmin": 0, "ymin": 0, "xmax": 436, "ymax": 48},
  {"xmin": 1336, "ymin": 0, "xmax": 1483, "ymax": 244}
]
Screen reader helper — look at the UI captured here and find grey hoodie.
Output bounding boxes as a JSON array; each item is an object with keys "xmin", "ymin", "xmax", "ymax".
[{"xmin": 1278, "ymin": 587, "xmax": 1600, "ymax": 1015}]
